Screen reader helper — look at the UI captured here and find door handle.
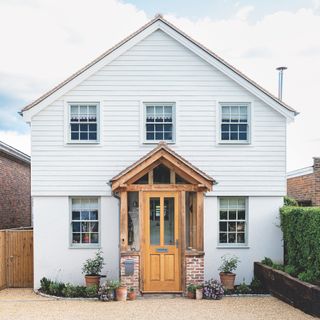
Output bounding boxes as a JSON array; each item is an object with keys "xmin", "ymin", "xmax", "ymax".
[{"xmin": 175, "ymin": 239, "xmax": 179, "ymax": 248}]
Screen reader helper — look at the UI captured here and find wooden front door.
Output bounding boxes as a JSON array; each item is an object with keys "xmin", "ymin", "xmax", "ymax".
[{"xmin": 143, "ymin": 191, "xmax": 180, "ymax": 292}]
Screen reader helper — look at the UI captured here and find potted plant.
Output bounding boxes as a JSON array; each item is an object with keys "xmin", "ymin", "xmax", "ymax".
[
  {"xmin": 186, "ymin": 284, "xmax": 196, "ymax": 299},
  {"xmin": 195, "ymin": 285, "xmax": 203, "ymax": 300},
  {"xmin": 114, "ymin": 280, "xmax": 127, "ymax": 301},
  {"xmin": 218, "ymin": 255, "xmax": 240, "ymax": 290},
  {"xmin": 82, "ymin": 250, "xmax": 105, "ymax": 287},
  {"xmin": 127, "ymin": 287, "xmax": 136, "ymax": 301}
]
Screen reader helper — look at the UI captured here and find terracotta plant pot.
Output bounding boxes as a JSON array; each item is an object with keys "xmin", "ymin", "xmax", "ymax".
[
  {"xmin": 116, "ymin": 286, "xmax": 127, "ymax": 301},
  {"xmin": 187, "ymin": 291, "xmax": 195, "ymax": 299},
  {"xmin": 219, "ymin": 272, "xmax": 236, "ymax": 290},
  {"xmin": 195, "ymin": 288, "xmax": 203, "ymax": 300},
  {"xmin": 128, "ymin": 291, "xmax": 136, "ymax": 301},
  {"xmin": 85, "ymin": 275, "xmax": 100, "ymax": 287}
]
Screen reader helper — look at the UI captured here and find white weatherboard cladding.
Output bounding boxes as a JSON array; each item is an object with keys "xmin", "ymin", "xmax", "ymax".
[
  {"xmin": 31, "ymin": 29, "xmax": 286, "ymax": 196},
  {"xmin": 33, "ymin": 196, "xmax": 119, "ymax": 288},
  {"xmin": 204, "ymin": 196, "xmax": 284, "ymax": 283}
]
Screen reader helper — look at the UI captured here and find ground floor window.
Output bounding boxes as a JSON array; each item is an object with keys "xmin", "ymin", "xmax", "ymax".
[
  {"xmin": 71, "ymin": 197, "xmax": 99, "ymax": 246},
  {"xmin": 218, "ymin": 197, "xmax": 247, "ymax": 246}
]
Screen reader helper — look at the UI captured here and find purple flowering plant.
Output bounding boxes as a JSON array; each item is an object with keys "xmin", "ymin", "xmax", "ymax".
[{"xmin": 203, "ymin": 279, "xmax": 224, "ymax": 300}]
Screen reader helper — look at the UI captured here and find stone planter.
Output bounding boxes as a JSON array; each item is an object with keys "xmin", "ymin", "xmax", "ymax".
[
  {"xmin": 187, "ymin": 291, "xmax": 195, "ymax": 299},
  {"xmin": 128, "ymin": 291, "xmax": 136, "ymax": 301},
  {"xmin": 254, "ymin": 262, "xmax": 320, "ymax": 317},
  {"xmin": 195, "ymin": 288, "xmax": 203, "ymax": 300},
  {"xmin": 219, "ymin": 272, "xmax": 236, "ymax": 290}
]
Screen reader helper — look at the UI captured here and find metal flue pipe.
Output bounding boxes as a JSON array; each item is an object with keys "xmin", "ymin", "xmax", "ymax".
[{"xmin": 276, "ymin": 66, "xmax": 287, "ymax": 100}]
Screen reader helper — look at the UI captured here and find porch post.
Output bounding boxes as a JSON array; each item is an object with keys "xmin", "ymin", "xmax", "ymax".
[
  {"xmin": 120, "ymin": 191, "xmax": 128, "ymax": 252},
  {"xmin": 196, "ymin": 192, "xmax": 204, "ymax": 251}
]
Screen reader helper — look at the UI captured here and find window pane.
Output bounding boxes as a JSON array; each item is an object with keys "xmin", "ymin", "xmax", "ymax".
[
  {"xmin": 228, "ymin": 222, "xmax": 236, "ymax": 232},
  {"xmin": 164, "ymin": 198, "xmax": 175, "ymax": 245},
  {"xmin": 72, "ymin": 222, "xmax": 80, "ymax": 232},
  {"xmin": 81, "ymin": 211, "xmax": 90, "ymax": 220},
  {"xmin": 237, "ymin": 222, "xmax": 245, "ymax": 232},
  {"xmin": 71, "ymin": 132, "xmax": 79, "ymax": 140},
  {"xmin": 72, "ymin": 233, "xmax": 80, "ymax": 243},
  {"xmin": 150, "ymin": 198, "xmax": 160, "ymax": 245},
  {"xmin": 229, "ymin": 210, "xmax": 236, "ymax": 220},
  {"xmin": 238, "ymin": 210, "xmax": 246, "ymax": 220},
  {"xmin": 90, "ymin": 222, "xmax": 99, "ymax": 232},
  {"xmin": 72, "ymin": 211, "xmax": 80, "ymax": 220},
  {"xmin": 82, "ymin": 233, "xmax": 90, "ymax": 243},
  {"xmin": 219, "ymin": 222, "xmax": 227, "ymax": 231},
  {"xmin": 155, "ymin": 132, "xmax": 163, "ymax": 140},
  {"xmin": 228, "ymin": 233, "xmax": 236, "ymax": 243},
  {"xmin": 82, "ymin": 222, "xmax": 90, "ymax": 232},
  {"xmin": 153, "ymin": 164, "xmax": 171, "ymax": 184},
  {"xmin": 220, "ymin": 210, "xmax": 228, "ymax": 220},
  {"xmin": 146, "ymin": 132, "xmax": 154, "ymax": 140},
  {"xmin": 89, "ymin": 132, "xmax": 97, "ymax": 140},
  {"xmin": 90, "ymin": 210, "xmax": 98, "ymax": 220},
  {"xmin": 219, "ymin": 233, "xmax": 227, "ymax": 243},
  {"xmin": 237, "ymin": 233, "xmax": 245, "ymax": 243},
  {"xmin": 91, "ymin": 233, "xmax": 99, "ymax": 243}
]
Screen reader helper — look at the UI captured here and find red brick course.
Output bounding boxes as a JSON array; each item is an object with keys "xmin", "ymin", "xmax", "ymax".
[
  {"xmin": 186, "ymin": 255, "xmax": 204, "ymax": 289},
  {"xmin": 0, "ymin": 152, "xmax": 31, "ymax": 229},
  {"xmin": 287, "ymin": 158, "xmax": 320, "ymax": 206}
]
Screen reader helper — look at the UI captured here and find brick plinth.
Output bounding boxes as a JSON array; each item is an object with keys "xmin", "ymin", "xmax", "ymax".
[
  {"xmin": 186, "ymin": 255, "xmax": 204, "ymax": 288},
  {"xmin": 120, "ymin": 254, "xmax": 140, "ymax": 293}
]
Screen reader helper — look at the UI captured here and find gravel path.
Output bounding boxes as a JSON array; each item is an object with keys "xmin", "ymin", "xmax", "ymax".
[{"xmin": 0, "ymin": 289, "xmax": 313, "ymax": 320}]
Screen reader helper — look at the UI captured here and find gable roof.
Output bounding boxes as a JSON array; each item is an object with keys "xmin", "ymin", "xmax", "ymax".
[
  {"xmin": 111, "ymin": 142, "xmax": 215, "ymax": 191},
  {"xmin": 0, "ymin": 141, "xmax": 30, "ymax": 165},
  {"xmin": 21, "ymin": 14, "xmax": 298, "ymax": 119}
]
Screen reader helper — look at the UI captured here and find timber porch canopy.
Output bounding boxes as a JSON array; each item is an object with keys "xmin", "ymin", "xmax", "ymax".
[{"xmin": 110, "ymin": 142, "xmax": 215, "ymax": 292}]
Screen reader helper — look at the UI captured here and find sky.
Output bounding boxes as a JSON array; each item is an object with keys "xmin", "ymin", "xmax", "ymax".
[{"xmin": 0, "ymin": 0, "xmax": 319, "ymax": 171}]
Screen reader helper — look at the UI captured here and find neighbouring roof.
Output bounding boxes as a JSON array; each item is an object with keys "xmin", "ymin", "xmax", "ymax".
[
  {"xmin": 287, "ymin": 166, "xmax": 314, "ymax": 179},
  {"xmin": 110, "ymin": 142, "xmax": 215, "ymax": 191},
  {"xmin": 21, "ymin": 14, "xmax": 298, "ymax": 117},
  {"xmin": 0, "ymin": 141, "xmax": 30, "ymax": 164}
]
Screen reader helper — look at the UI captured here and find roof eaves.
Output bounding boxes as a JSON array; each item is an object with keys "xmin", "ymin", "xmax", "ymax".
[{"xmin": 0, "ymin": 141, "xmax": 30, "ymax": 164}]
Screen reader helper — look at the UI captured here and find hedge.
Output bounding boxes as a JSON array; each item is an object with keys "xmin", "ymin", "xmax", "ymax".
[{"xmin": 280, "ymin": 206, "xmax": 320, "ymax": 283}]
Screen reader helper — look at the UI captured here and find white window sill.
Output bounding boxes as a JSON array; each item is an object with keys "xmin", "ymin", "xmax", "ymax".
[
  {"xmin": 66, "ymin": 141, "xmax": 101, "ymax": 146},
  {"xmin": 217, "ymin": 141, "xmax": 251, "ymax": 145},
  {"xmin": 143, "ymin": 140, "xmax": 175, "ymax": 145},
  {"xmin": 69, "ymin": 245, "xmax": 101, "ymax": 249},
  {"xmin": 216, "ymin": 245, "xmax": 250, "ymax": 249}
]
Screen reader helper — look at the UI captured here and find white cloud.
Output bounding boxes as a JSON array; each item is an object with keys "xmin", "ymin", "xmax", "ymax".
[
  {"xmin": 0, "ymin": 131, "xmax": 30, "ymax": 155},
  {"xmin": 234, "ymin": 5, "xmax": 255, "ymax": 20},
  {"xmin": 0, "ymin": 1, "xmax": 319, "ymax": 170}
]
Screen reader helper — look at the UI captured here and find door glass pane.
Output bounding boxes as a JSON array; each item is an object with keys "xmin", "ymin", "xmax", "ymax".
[
  {"xmin": 150, "ymin": 198, "xmax": 160, "ymax": 245},
  {"xmin": 164, "ymin": 197, "xmax": 175, "ymax": 245}
]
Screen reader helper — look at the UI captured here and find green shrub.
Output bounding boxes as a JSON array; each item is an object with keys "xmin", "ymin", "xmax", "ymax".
[
  {"xmin": 218, "ymin": 255, "xmax": 240, "ymax": 273},
  {"xmin": 280, "ymin": 206, "xmax": 320, "ymax": 283},
  {"xmin": 272, "ymin": 263, "xmax": 284, "ymax": 271},
  {"xmin": 298, "ymin": 271, "xmax": 316, "ymax": 283},
  {"xmin": 250, "ymin": 277, "xmax": 266, "ymax": 294},
  {"xmin": 39, "ymin": 277, "xmax": 98, "ymax": 298},
  {"xmin": 236, "ymin": 281, "xmax": 251, "ymax": 294},
  {"xmin": 284, "ymin": 265, "xmax": 298, "ymax": 277},
  {"xmin": 261, "ymin": 257, "xmax": 273, "ymax": 267},
  {"xmin": 283, "ymin": 196, "xmax": 298, "ymax": 207}
]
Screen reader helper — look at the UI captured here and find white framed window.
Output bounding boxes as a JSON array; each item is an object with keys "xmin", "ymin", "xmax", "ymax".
[
  {"xmin": 219, "ymin": 103, "xmax": 250, "ymax": 143},
  {"xmin": 69, "ymin": 103, "xmax": 99, "ymax": 143},
  {"xmin": 144, "ymin": 103, "xmax": 175, "ymax": 143},
  {"xmin": 70, "ymin": 197, "xmax": 100, "ymax": 247},
  {"xmin": 218, "ymin": 197, "xmax": 247, "ymax": 246}
]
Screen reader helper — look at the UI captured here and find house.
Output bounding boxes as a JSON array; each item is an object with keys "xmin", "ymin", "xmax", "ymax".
[
  {"xmin": 21, "ymin": 15, "xmax": 297, "ymax": 292},
  {"xmin": 287, "ymin": 157, "xmax": 320, "ymax": 206},
  {"xmin": 0, "ymin": 141, "xmax": 31, "ymax": 229}
]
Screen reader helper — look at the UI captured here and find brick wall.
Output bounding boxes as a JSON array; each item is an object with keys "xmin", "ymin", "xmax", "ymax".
[
  {"xmin": 120, "ymin": 254, "xmax": 140, "ymax": 294},
  {"xmin": 287, "ymin": 157, "xmax": 320, "ymax": 206},
  {"xmin": 185, "ymin": 255, "xmax": 204, "ymax": 289},
  {"xmin": 0, "ymin": 152, "xmax": 31, "ymax": 229}
]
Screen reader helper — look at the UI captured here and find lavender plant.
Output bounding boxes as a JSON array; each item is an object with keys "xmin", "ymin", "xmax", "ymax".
[{"xmin": 203, "ymin": 279, "xmax": 224, "ymax": 300}]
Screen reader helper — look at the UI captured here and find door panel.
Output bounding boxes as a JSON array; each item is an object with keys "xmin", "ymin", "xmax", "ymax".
[{"xmin": 144, "ymin": 192, "xmax": 180, "ymax": 292}]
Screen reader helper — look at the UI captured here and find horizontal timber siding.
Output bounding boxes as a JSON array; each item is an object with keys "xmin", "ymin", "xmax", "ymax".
[{"xmin": 31, "ymin": 30, "xmax": 286, "ymax": 196}]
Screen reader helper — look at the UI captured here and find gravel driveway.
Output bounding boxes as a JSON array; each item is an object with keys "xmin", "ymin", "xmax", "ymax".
[{"xmin": 0, "ymin": 289, "xmax": 313, "ymax": 320}]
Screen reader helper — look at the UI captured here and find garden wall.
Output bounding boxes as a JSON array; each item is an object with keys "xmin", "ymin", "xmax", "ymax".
[{"xmin": 254, "ymin": 262, "xmax": 320, "ymax": 317}]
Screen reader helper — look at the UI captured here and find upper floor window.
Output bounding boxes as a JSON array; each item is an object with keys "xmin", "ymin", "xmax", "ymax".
[
  {"xmin": 218, "ymin": 197, "xmax": 247, "ymax": 246},
  {"xmin": 220, "ymin": 103, "xmax": 250, "ymax": 143},
  {"xmin": 71, "ymin": 197, "xmax": 99, "ymax": 247},
  {"xmin": 69, "ymin": 103, "xmax": 99, "ymax": 142},
  {"xmin": 144, "ymin": 103, "xmax": 175, "ymax": 142}
]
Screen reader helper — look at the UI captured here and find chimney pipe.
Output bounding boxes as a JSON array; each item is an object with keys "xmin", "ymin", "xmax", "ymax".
[{"xmin": 276, "ymin": 66, "xmax": 287, "ymax": 100}]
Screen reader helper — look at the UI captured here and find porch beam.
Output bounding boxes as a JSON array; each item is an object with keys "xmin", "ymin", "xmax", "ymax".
[
  {"xmin": 180, "ymin": 191, "xmax": 186, "ymax": 291},
  {"xmin": 120, "ymin": 191, "xmax": 128, "ymax": 252},
  {"xmin": 124, "ymin": 184, "xmax": 206, "ymax": 192}
]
